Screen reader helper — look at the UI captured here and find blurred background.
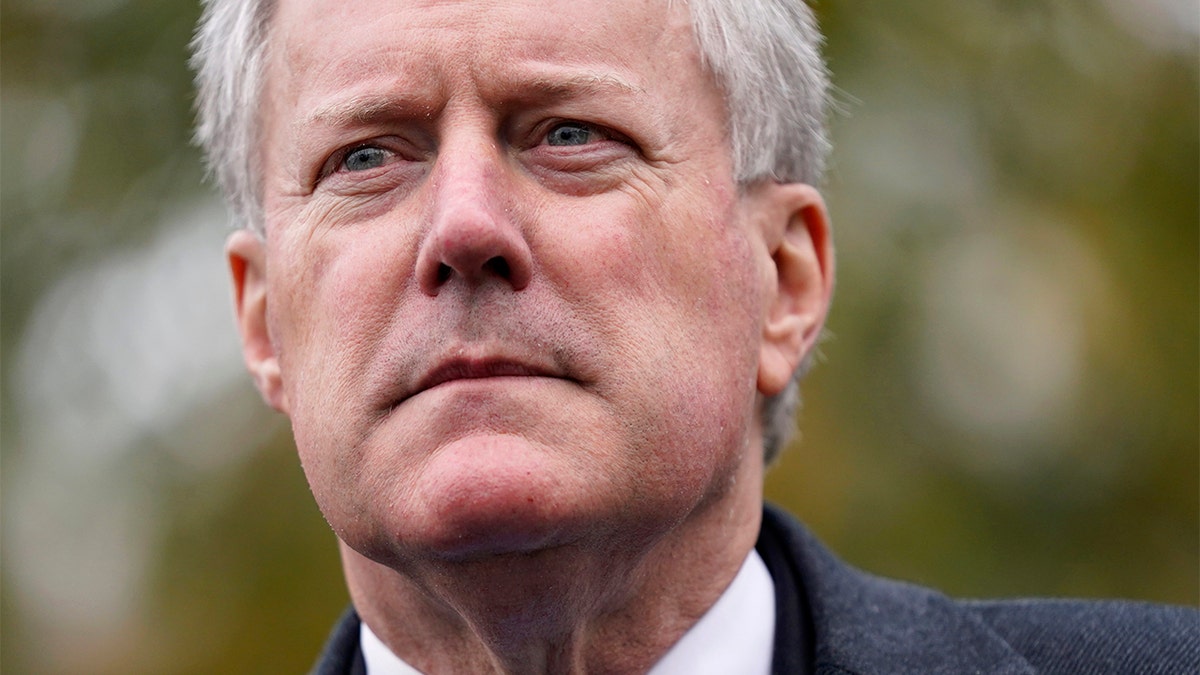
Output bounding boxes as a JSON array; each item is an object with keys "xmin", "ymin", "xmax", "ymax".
[{"xmin": 2, "ymin": 0, "xmax": 1196, "ymax": 672}]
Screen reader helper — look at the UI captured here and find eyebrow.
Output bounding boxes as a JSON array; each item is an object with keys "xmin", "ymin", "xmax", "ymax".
[
  {"xmin": 305, "ymin": 95, "xmax": 433, "ymax": 129},
  {"xmin": 517, "ymin": 72, "xmax": 643, "ymax": 101},
  {"xmin": 303, "ymin": 72, "xmax": 643, "ymax": 129}
]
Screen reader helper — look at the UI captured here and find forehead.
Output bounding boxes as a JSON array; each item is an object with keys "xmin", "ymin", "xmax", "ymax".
[
  {"xmin": 272, "ymin": 0, "xmax": 682, "ymax": 54},
  {"xmin": 264, "ymin": 0, "xmax": 709, "ymax": 114}
]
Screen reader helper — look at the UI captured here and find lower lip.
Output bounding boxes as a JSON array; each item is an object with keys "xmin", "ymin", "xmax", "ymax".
[
  {"xmin": 419, "ymin": 374, "xmax": 563, "ymax": 397},
  {"xmin": 386, "ymin": 376, "xmax": 569, "ymax": 417}
]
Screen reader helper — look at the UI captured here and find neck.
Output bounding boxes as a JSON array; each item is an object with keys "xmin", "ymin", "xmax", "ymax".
[{"xmin": 342, "ymin": 455, "xmax": 764, "ymax": 674}]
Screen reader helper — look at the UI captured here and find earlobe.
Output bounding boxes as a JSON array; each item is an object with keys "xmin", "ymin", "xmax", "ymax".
[
  {"xmin": 756, "ymin": 183, "xmax": 834, "ymax": 397},
  {"xmin": 227, "ymin": 229, "xmax": 288, "ymax": 413}
]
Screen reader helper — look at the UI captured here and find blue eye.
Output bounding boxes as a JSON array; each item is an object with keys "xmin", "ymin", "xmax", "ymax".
[
  {"xmin": 546, "ymin": 123, "xmax": 594, "ymax": 146},
  {"xmin": 342, "ymin": 146, "xmax": 390, "ymax": 171}
]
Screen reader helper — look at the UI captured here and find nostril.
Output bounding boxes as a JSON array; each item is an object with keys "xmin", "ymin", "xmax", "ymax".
[
  {"xmin": 484, "ymin": 256, "xmax": 510, "ymax": 278},
  {"xmin": 436, "ymin": 263, "xmax": 452, "ymax": 285}
]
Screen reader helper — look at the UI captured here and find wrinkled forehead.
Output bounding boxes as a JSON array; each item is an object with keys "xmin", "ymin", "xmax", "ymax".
[{"xmin": 265, "ymin": 0, "xmax": 702, "ymax": 91}]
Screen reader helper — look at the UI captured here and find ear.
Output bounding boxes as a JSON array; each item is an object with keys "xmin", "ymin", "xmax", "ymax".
[
  {"xmin": 226, "ymin": 229, "xmax": 288, "ymax": 413},
  {"xmin": 753, "ymin": 183, "xmax": 834, "ymax": 397}
]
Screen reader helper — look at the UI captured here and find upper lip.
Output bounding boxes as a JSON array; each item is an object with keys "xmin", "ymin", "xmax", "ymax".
[{"xmin": 410, "ymin": 356, "xmax": 561, "ymax": 400}]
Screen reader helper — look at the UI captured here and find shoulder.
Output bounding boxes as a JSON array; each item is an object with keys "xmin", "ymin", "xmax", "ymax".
[
  {"xmin": 759, "ymin": 504, "xmax": 1199, "ymax": 675},
  {"xmin": 966, "ymin": 597, "xmax": 1200, "ymax": 674}
]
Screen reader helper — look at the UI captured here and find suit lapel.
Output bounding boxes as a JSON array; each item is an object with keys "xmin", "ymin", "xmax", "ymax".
[
  {"xmin": 311, "ymin": 606, "xmax": 366, "ymax": 675},
  {"xmin": 760, "ymin": 504, "xmax": 1036, "ymax": 675}
]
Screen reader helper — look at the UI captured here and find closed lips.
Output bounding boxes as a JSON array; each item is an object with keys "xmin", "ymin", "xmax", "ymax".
[{"xmin": 413, "ymin": 359, "xmax": 561, "ymax": 398}]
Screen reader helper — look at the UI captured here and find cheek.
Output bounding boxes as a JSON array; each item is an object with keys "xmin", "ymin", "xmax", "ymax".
[
  {"xmin": 539, "ymin": 184, "xmax": 755, "ymax": 305},
  {"xmin": 649, "ymin": 225, "xmax": 763, "ymax": 423},
  {"xmin": 540, "ymin": 189, "xmax": 765, "ymax": 446},
  {"xmin": 267, "ymin": 226, "xmax": 412, "ymax": 422},
  {"xmin": 615, "ymin": 187, "xmax": 764, "ymax": 358},
  {"xmin": 266, "ymin": 227, "xmax": 421, "ymax": 523}
]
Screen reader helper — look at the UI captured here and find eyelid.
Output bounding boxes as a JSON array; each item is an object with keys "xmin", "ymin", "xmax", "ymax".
[
  {"xmin": 318, "ymin": 144, "xmax": 392, "ymax": 182},
  {"xmin": 535, "ymin": 118, "xmax": 632, "ymax": 148},
  {"xmin": 316, "ymin": 136, "xmax": 426, "ymax": 184}
]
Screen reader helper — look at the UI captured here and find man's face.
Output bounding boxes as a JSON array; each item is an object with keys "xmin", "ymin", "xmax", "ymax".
[{"xmin": 239, "ymin": 0, "xmax": 796, "ymax": 567}]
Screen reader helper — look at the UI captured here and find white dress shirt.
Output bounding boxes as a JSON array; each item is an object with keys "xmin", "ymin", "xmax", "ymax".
[{"xmin": 361, "ymin": 550, "xmax": 776, "ymax": 674}]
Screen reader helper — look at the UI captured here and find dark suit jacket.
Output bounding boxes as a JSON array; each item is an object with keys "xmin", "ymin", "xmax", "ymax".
[{"xmin": 313, "ymin": 504, "xmax": 1199, "ymax": 674}]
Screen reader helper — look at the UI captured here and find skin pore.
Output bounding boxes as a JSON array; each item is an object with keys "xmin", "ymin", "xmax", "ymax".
[{"xmin": 226, "ymin": 0, "xmax": 833, "ymax": 672}]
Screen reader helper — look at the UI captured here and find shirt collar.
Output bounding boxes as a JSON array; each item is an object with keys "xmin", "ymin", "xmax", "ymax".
[
  {"xmin": 649, "ymin": 548, "xmax": 776, "ymax": 675},
  {"xmin": 361, "ymin": 618, "xmax": 422, "ymax": 675}
]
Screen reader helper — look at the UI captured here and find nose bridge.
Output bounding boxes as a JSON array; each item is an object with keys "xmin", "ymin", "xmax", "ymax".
[
  {"xmin": 434, "ymin": 126, "xmax": 505, "ymax": 218},
  {"xmin": 416, "ymin": 126, "xmax": 533, "ymax": 295}
]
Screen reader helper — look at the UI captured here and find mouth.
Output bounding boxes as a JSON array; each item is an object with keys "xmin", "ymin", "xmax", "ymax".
[{"xmin": 408, "ymin": 357, "xmax": 563, "ymax": 401}]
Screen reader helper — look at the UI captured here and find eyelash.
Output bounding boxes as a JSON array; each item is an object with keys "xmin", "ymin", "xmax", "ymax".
[
  {"xmin": 535, "ymin": 119, "xmax": 630, "ymax": 148},
  {"xmin": 318, "ymin": 143, "xmax": 399, "ymax": 182}
]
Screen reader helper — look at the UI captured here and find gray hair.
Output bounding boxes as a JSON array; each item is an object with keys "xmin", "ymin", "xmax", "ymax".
[{"xmin": 190, "ymin": 0, "xmax": 831, "ymax": 463}]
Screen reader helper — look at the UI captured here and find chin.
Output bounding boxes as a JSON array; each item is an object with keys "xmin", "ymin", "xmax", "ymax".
[{"xmin": 370, "ymin": 433, "xmax": 615, "ymax": 563}]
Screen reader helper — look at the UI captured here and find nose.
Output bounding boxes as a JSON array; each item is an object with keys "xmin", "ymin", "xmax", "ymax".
[{"xmin": 415, "ymin": 139, "xmax": 533, "ymax": 296}]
